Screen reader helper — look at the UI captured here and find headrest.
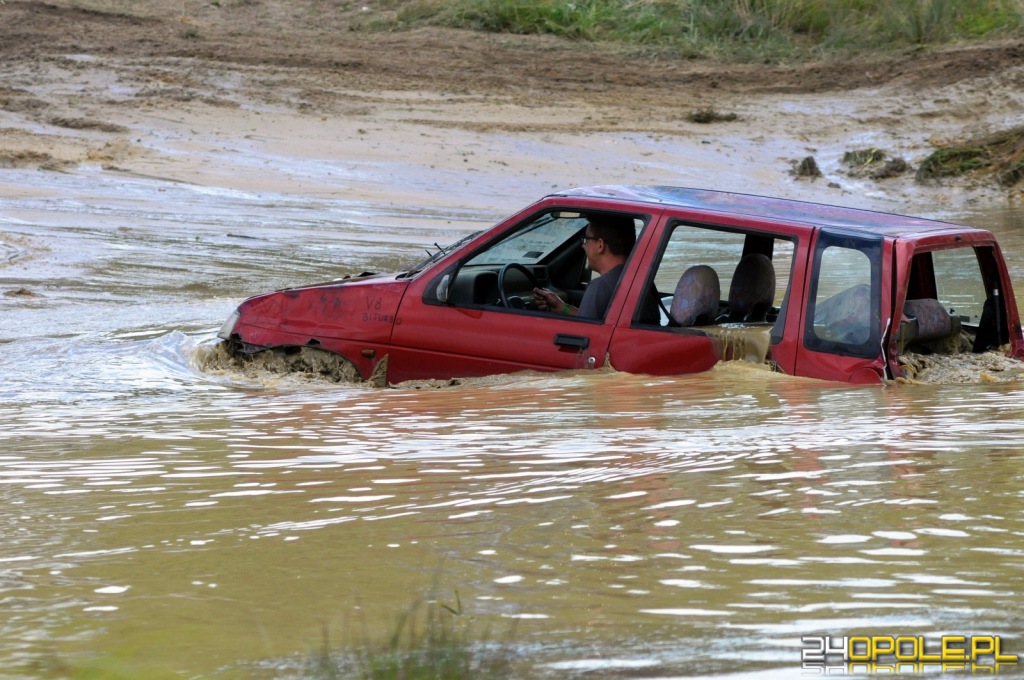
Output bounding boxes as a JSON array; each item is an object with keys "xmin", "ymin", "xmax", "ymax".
[
  {"xmin": 728, "ymin": 254, "xmax": 776, "ymax": 322},
  {"xmin": 671, "ymin": 265, "xmax": 720, "ymax": 326},
  {"xmin": 904, "ymin": 298, "xmax": 959, "ymax": 341}
]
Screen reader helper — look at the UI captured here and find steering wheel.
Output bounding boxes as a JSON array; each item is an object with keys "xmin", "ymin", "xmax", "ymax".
[{"xmin": 497, "ymin": 263, "xmax": 540, "ymax": 308}]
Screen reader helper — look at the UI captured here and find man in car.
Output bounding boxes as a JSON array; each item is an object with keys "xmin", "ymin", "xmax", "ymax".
[{"xmin": 533, "ymin": 214, "xmax": 637, "ymax": 319}]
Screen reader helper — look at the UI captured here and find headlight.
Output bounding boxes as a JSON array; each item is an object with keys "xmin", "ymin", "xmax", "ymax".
[{"xmin": 217, "ymin": 309, "xmax": 241, "ymax": 340}]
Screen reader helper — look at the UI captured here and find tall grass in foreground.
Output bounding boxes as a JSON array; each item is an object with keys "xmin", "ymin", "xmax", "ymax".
[
  {"xmin": 309, "ymin": 593, "xmax": 515, "ymax": 679},
  {"xmin": 377, "ymin": 0, "xmax": 1024, "ymax": 60}
]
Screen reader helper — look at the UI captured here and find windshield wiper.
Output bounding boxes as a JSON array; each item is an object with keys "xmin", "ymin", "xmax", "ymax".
[{"xmin": 399, "ymin": 231, "xmax": 482, "ymax": 278}]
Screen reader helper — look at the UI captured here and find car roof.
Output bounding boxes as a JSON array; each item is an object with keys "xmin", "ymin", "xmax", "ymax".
[{"xmin": 554, "ymin": 185, "xmax": 992, "ymax": 240}]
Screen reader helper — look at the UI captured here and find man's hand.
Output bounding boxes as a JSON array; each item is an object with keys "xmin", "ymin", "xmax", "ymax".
[{"xmin": 533, "ymin": 287, "xmax": 568, "ymax": 313}]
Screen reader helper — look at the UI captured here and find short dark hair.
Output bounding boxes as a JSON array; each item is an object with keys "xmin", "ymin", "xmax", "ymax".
[{"xmin": 587, "ymin": 214, "xmax": 636, "ymax": 257}]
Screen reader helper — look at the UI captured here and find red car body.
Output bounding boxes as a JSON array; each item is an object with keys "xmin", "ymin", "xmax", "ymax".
[{"xmin": 218, "ymin": 186, "xmax": 1024, "ymax": 384}]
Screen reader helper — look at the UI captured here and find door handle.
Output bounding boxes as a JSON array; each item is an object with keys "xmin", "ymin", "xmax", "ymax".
[{"xmin": 554, "ymin": 333, "xmax": 590, "ymax": 350}]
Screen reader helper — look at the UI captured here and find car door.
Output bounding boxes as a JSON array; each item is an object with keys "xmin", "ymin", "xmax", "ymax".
[
  {"xmin": 385, "ymin": 206, "xmax": 649, "ymax": 383},
  {"xmin": 792, "ymin": 229, "xmax": 890, "ymax": 383},
  {"xmin": 387, "ymin": 298, "xmax": 617, "ymax": 382},
  {"xmin": 607, "ymin": 213, "xmax": 803, "ymax": 377},
  {"xmin": 605, "ymin": 254, "xmax": 721, "ymax": 376}
]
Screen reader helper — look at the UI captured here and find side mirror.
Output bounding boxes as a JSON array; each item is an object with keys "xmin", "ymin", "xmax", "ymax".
[{"xmin": 436, "ymin": 274, "xmax": 450, "ymax": 304}]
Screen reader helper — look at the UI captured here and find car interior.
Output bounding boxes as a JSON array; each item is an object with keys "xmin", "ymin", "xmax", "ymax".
[
  {"xmin": 631, "ymin": 222, "xmax": 795, "ymax": 365},
  {"xmin": 808, "ymin": 240, "xmax": 1006, "ymax": 358},
  {"xmin": 641, "ymin": 222, "xmax": 793, "ymax": 331},
  {"xmin": 898, "ymin": 246, "xmax": 1009, "ymax": 355},
  {"xmin": 434, "ymin": 210, "xmax": 643, "ymax": 317}
]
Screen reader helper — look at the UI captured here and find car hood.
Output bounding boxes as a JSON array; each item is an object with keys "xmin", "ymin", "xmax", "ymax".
[{"xmin": 230, "ymin": 273, "xmax": 410, "ymax": 346}]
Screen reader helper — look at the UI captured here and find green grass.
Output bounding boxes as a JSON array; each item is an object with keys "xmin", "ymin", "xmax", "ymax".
[
  {"xmin": 310, "ymin": 592, "xmax": 516, "ymax": 680},
  {"xmin": 1001, "ymin": 156, "xmax": 1024, "ymax": 186},
  {"xmin": 917, "ymin": 125, "xmax": 1024, "ymax": 185},
  {"xmin": 35, "ymin": 594, "xmax": 515, "ymax": 680},
  {"xmin": 916, "ymin": 146, "xmax": 990, "ymax": 181},
  {"xmin": 371, "ymin": 0, "xmax": 1024, "ymax": 61}
]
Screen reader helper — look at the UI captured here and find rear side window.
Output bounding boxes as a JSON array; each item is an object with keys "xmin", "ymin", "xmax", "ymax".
[
  {"xmin": 805, "ymin": 231, "xmax": 882, "ymax": 358},
  {"xmin": 931, "ymin": 248, "xmax": 987, "ymax": 325},
  {"xmin": 639, "ymin": 222, "xmax": 795, "ymax": 329}
]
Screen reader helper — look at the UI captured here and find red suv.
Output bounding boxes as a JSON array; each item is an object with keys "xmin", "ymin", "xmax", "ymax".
[{"xmin": 218, "ymin": 186, "xmax": 1024, "ymax": 384}]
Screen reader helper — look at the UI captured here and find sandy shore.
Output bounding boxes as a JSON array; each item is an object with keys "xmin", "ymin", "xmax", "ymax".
[{"xmin": 1, "ymin": 1, "xmax": 1023, "ymax": 222}]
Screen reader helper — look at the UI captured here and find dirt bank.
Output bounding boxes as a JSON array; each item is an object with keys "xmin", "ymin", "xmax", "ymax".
[{"xmin": 1, "ymin": 0, "xmax": 1023, "ymax": 215}]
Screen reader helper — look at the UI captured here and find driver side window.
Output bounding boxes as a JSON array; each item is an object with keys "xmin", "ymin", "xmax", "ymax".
[{"xmin": 439, "ymin": 210, "xmax": 645, "ymax": 317}]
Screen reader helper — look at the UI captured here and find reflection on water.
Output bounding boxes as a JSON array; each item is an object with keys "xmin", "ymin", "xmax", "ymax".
[{"xmin": 2, "ymin": 172, "xmax": 1024, "ymax": 678}]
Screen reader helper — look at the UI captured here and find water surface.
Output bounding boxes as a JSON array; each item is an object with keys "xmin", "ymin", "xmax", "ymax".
[{"xmin": 3, "ymin": 164, "xmax": 1024, "ymax": 678}]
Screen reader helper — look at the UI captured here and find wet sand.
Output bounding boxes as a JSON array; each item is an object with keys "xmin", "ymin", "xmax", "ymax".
[{"xmin": 1, "ymin": 1, "xmax": 1023, "ymax": 221}]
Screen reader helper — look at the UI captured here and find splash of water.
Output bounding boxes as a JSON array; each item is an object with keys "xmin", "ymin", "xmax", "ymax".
[
  {"xmin": 898, "ymin": 347, "xmax": 1024, "ymax": 384},
  {"xmin": 192, "ymin": 340, "xmax": 364, "ymax": 385}
]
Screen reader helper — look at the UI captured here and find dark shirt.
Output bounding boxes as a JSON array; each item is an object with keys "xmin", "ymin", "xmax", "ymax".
[
  {"xmin": 577, "ymin": 264, "xmax": 625, "ymax": 319},
  {"xmin": 575, "ymin": 263, "xmax": 662, "ymax": 323}
]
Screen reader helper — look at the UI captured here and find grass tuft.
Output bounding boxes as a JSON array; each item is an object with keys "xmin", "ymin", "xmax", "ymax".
[
  {"xmin": 793, "ymin": 155, "xmax": 822, "ymax": 178},
  {"xmin": 916, "ymin": 146, "xmax": 990, "ymax": 181},
  {"xmin": 687, "ymin": 105, "xmax": 738, "ymax": 124},
  {"xmin": 310, "ymin": 592, "xmax": 516, "ymax": 680},
  {"xmin": 917, "ymin": 126, "xmax": 1024, "ymax": 186},
  {"xmin": 842, "ymin": 148, "xmax": 887, "ymax": 167}
]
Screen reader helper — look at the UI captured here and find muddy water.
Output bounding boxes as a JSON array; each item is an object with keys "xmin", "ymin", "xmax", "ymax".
[{"xmin": 3, "ymin": 164, "xmax": 1024, "ymax": 679}]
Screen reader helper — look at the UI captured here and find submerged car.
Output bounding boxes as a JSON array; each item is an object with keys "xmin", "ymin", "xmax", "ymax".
[{"xmin": 217, "ymin": 185, "xmax": 1024, "ymax": 385}]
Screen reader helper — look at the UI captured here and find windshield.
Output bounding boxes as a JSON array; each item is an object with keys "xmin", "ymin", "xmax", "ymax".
[{"xmin": 464, "ymin": 213, "xmax": 588, "ymax": 266}]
